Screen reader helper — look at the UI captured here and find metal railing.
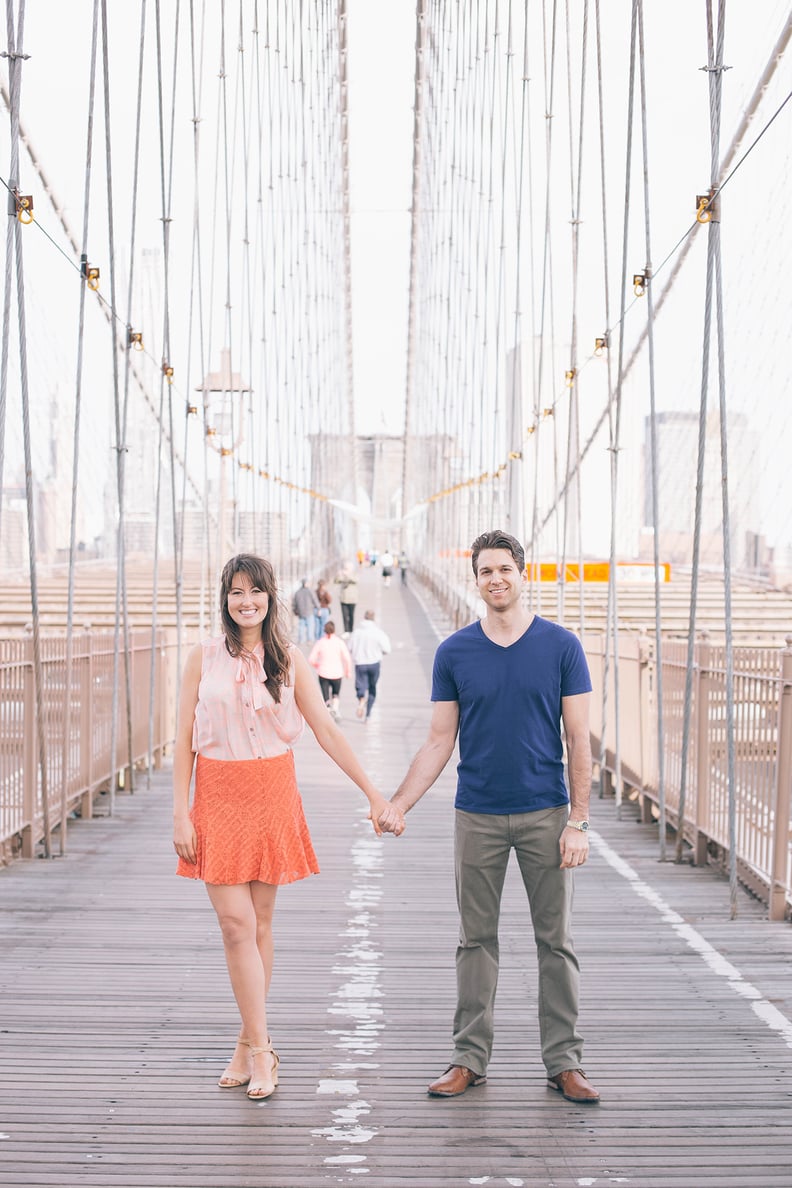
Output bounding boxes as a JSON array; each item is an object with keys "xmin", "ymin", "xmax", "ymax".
[
  {"xmin": 589, "ymin": 631, "xmax": 792, "ymax": 920},
  {"xmin": 0, "ymin": 629, "xmax": 173, "ymax": 863},
  {"xmin": 3, "ymin": 600, "xmax": 790, "ymax": 921}
]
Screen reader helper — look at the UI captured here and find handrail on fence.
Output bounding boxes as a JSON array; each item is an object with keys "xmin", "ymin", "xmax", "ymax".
[
  {"xmin": 588, "ymin": 630, "xmax": 792, "ymax": 921},
  {"xmin": 0, "ymin": 627, "xmax": 175, "ymax": 865}
]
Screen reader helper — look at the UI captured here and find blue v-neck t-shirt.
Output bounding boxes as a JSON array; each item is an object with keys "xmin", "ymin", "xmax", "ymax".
[{"xmin": 431, "ymin": 615, "xmax": 592, "ymax": 814}]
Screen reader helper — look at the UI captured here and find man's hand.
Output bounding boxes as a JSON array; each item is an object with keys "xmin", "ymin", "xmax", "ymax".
[
  {"xmin": 369, "ymin": 797, "xmax": 406, "ymax": 836},
  {"xmin": 559, "ymin": 825, "xmax": 589, "ymax": 869}
]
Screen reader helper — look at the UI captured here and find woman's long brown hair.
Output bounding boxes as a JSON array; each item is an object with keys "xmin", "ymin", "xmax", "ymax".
[{"xmin": 219, "ymin": 554, "xmax": 291, "ymax": 702}]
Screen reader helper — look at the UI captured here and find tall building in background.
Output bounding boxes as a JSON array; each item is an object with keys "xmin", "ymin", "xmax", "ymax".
[{"xmin": 641, "ymin": 410, "xmax": 761, "ymax": 571}]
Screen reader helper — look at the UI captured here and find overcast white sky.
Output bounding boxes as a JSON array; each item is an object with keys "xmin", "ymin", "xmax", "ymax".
[
  {"xmin": 347, "ymin": 0, "xmax": 414, "ymax": 436},
  {"xmin": 3, "ymin": 2, "xmax": 792, "ymax": 555}
]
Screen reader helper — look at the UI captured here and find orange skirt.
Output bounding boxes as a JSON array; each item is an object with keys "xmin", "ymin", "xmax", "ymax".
[{"xmin": 176, "ymin": 750, "xmax": 319, "ymax": 886}]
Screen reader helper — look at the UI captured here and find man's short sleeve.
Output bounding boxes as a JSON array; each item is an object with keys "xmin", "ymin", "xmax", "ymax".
[
  {"xmin": 431, "ymin": 642, "xmax": 458, "ymax": 703},
  {"xmin": 561, "ymin": 634, "xmax": 593, "ymax": 697}
]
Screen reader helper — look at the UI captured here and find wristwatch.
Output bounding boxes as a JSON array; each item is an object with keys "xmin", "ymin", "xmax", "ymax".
[{"xmin": 565, "ymin": 819, "xmax": 589, "ymax": 832}]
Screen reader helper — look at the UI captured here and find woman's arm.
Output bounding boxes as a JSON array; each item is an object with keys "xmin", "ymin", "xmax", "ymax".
[
  {"xmin": 292, "ymin": 647, "xmax": 404, "ymax": 836},
  {"xmin": 172, "ymin": 643, "xmax": 202, "ymax": 863}
]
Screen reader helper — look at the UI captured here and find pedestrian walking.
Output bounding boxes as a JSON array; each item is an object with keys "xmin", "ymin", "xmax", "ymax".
[
  {"xmin": 173, "ymin": 554, "xmax": 404, "ymax": 1101},
  {"xmin": 381, "ymin": 529, "xmax": 598, "ymax": 1104},
  {"xmin": 348, "ymin": 609, "xmax": 391, "ymax": 722},
  {"xmin": 291, "ymin": 578, "xmax": 320, "ymax": 644},
  {"xmin": 334, "ymin": 565, "xmax": 359, "ymax": 634},
  {"xmin": 308, "ymin": 620, "xmax": 352, "ymax": 720},
  {"xmin": 380, "ymin": 550, "xmax": 394, "ymax": 587},
  {"xmin": 315, "ymin": 578, "xmax": 332, "ymax": 639},
  {"xmin": 398, "ymin": 553, "xmax": 410, "ymax": 585}
]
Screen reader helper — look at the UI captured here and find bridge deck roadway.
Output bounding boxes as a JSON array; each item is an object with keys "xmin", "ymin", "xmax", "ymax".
[{"xmin": 2, "ymin": 567, "xmax": 792, "ymax": 1187}]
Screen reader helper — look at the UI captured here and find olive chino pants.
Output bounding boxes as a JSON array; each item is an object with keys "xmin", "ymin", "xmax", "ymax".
[{"xmin": 450, "ymin": 805, "xmax": 583, "ymax": 1079}]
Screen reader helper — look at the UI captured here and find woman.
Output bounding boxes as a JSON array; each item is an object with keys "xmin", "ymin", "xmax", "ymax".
[
  {"xmin": 315, "ymin": 578, "xmax": 332, "ymax": 639},
  {"xmin": 173, "ymin": 554, "xmax": 404, "ymax": 1101},
  {"xmin": 308, "ymin": 620, "xmax": 352, "ymax": 720}
]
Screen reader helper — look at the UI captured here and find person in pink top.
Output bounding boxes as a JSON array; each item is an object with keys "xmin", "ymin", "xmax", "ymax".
[
  {"xmin": 173, "ymin": 554, "xmax": 405, "ymax": 1102},
  {"xmin": 308, "ymin": 620, "xmax": 352, "ymax": 721}
]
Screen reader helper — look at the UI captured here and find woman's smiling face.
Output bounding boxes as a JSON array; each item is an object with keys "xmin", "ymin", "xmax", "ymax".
[{"xmin": 226, "ymin": 572, "xmax": 269, "ymax": 636}]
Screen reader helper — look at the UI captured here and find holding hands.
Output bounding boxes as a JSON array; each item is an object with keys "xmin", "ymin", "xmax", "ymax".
[{"xmin": 368, "ymin": 794, "xmax": 405, "ymax": 837}]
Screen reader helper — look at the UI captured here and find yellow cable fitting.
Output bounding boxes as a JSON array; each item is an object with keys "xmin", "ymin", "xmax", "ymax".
[
  {"xmin": 542, "ymin": 407, "xmax": 554, "ymax": 418},
  {"xmin": 633, "ymin": 272, "xmax": 647, "ymax": 297},
  {"xmin": 696, "ymin": 194, "xmax": 711, "ymax": 223},
  {"xmin": 205, "ymin": 426, "xmax": 217, "ymax": 437},
  {"xmin": 565, "ymin": 368, "xmax": 576, "ymax": 388},
  {"xmin": 162, "ymin": 362, "xmax": 174, "ymax": 382},
  {"xmin": 220, "ymin": 447, "xmax": 233, "ymax": 457},
  {"xmin": 187, "ymin": 404, "xmax": 198, "ymax": 416},
  {"xmin": 508, "ymin": 451, "xmax": 522, "ymax": 460},
  {"xmin": 127, "ymin": 328, "xmax": 143, "ymax": 351},
  {"xmin": 594, "ymin": 335, "xmax": 608, "ymax": 356},
  {"xmin": 84, "ymin": 264, "xmax": 100, "ymax": 291},
  {"xmin": 15, "ymin": 193, "xmax": 33, "ymax": 224}
]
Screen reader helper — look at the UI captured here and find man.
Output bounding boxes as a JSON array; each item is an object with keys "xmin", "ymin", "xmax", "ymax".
[
  {"xmin": 334, "ymin": 565, "xmax": 359, "ymax": 634},
  {"xmin": 348, "ymin": 610, "xmax": 391, "ymax": 722},
  {"xmin": 291, "ymin": 578, "xmax": 320, "ymax": 645},
  {"xmin": 386, "ymin": 529, "xmax": 598, "ymax": 1104},
  {"xmin": 380, "ymin": 549, "xmax": 395, "ymax": 587}
]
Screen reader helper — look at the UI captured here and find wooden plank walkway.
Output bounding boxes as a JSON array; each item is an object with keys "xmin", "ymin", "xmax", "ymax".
[{"xmin": 2, "ymin": 568, "xmax": 792, "ymax": 1188}]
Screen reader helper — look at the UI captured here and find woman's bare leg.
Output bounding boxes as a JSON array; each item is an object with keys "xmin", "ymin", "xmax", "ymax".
[
  {"xmin": 250, "ymin": 879, "xmax": 277, "ymax": 994},
  {"xmin": 207, "ymin": 881, "xmax": 278, "ymax": 1087}
]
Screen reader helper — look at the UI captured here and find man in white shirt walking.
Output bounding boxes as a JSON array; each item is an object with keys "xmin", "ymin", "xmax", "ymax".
[{"xmin": 348, "ymin": 610, "xmax": 391, "ymax": 721}]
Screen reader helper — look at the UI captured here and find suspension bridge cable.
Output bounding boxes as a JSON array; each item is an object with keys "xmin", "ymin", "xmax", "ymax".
[
  {"xmin": 148, "ymin": 0, "xmax": 180, "ymax": 789},
  {"xmin": 602, "ymin": 0, "xmax": 640, "ymax": 818},
  {"xmin": 59, "ymin": 0, "xmax": 101, "ymax": 856},
  {"xmin": 5, "ymin": 0, "xmax": 52, "ymax": 855},
  {"xmin": 635, "ymin": 0, "xmax": 666, "ymax": 859},
  {"xmin": 100, "ymin": 0, "xmax": 134, "ymax": 814},
  {"xmin": 560, "ymin": 0, "xmax": 588, "ymax": 633},
  {"xmin": 704, "ymin": 0, "xmax": 738, "ymax": 917}
]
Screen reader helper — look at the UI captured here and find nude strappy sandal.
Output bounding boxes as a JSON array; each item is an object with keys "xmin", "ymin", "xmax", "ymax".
[
  {"xmin": 218, "ymin": 1037, "xmax": 251, "ymax": 1088},
  {"xmin": 246, "ymin": 1041, "xmax": 279, "ymax": 1100}
]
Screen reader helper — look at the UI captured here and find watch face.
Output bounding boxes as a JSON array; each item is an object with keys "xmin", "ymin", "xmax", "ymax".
[{"xmin": 580, "ymin": 821, "xmax": 589, "ymax": 831}]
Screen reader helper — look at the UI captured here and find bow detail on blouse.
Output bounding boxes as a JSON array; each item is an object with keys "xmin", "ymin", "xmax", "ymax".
[{"xmin": 234, "ymin": 650, "xmax": 270, "ymax": 712}]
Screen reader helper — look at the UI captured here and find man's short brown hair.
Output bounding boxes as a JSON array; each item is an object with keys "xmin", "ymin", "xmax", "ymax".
[{"xmin": 470, "ymin": 529, "xmax": 526, "ymax": 576}]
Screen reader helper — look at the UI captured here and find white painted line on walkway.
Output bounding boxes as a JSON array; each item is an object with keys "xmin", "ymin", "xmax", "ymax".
[
  {"xmin": 590, "ymin": 830, "xmax": 792, "ymax": 1049},
  {"xmin": 314, "ymin": 827, "xmax": 384, "ymax": 1163}
]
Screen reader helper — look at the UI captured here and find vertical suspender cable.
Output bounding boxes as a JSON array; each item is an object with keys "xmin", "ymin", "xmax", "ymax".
[
  {"xmin": 636, "ymin": 0, "xmax": 666, "ymax": 858},
  {"xmin": 561, "ymin": 0, "xmax": 588, "ymax": 632},
  {"xmin": 677, "ymin": 4, "xmax": 719, "ymax": 862},
  {"xmin": 101, "ymin": 0, "xmax": 134, "ymax": 812},
  {"xmin": 593, "ymin": 0, "xmax": 616, "ymax": 810},
  {"xmin": 149, "ymin": 0, "xmax": 180, "ymax": 785},
  {"xmin": 508, "ymin": 2, "xmax": 531, "ymax": 550},
  {"xmin": 398, "ymin": 0, "xmax": 425, "ymax": 551},
  {"xmin": 4, "ymin": 0, "xmax": 51, "ymax": 854},
  {"xmin": 338, "ymin": 0, "xmax": 358, "ymax": 534},
  {"xmin": 706, "ymin": 0, "xmax": 738, "ymax": 916},
  {"xmin": 121, "ymin": 0, "xmax": 147, "ymax": 766},
  {"xmin": 602, "ymin": 0, "xmax": 639, "ymax": 817},
  {"xmin": 59, "ymin": 0, "xmax": 100, "ymax": 854}
]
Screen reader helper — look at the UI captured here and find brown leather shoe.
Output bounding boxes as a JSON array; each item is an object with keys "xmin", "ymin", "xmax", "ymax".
[
  {"xmin": 547, "ymin": 1068, "xmax": 600, "ymax": 1103},
  {"xmin": 427, "ymin": 1064, "xmax": 487, "ymax": 1097}
]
